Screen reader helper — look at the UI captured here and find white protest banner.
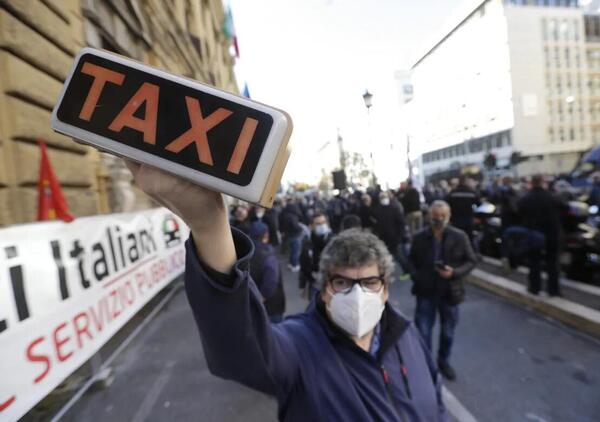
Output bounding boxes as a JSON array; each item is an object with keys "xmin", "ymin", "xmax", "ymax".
[{"xmin": 0, "ymin": 208, "xmax": 189, "ymax": 422}]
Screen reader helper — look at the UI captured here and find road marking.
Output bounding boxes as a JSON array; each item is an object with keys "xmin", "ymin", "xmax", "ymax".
[
  {"xmin": 442, "ymin": 386, "xmax": 477, "ymax": 422},
  {"xmin": 131, "ymin": 360, "xmax": 175, "ymax": 422},
  {"xmin": 481, "ymin": 256, "xmax": 600, "ymax": 298},
  {"xmin": 49, "ymin": 283, "xmax": 182, "ymax": 422}
]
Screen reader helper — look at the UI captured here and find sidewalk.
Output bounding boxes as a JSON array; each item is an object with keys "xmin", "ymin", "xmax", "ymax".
[{"xmin": 468, "ymin": 258, "xmax": 600, "ymax": 339}]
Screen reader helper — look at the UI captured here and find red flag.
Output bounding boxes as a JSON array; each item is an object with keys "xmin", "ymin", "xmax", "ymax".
[{"xmin": 37, "ymin": 140, "xmax": 74, "ymax": 222}]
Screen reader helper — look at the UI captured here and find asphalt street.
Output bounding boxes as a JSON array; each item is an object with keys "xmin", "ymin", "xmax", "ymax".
[{"xmin": 60, "ymin": 255, "xmax": 600, "ymax": 422}]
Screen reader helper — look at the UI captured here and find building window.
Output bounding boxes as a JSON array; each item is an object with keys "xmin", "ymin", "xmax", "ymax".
[
  {"xmin": 558, "ymin": 102, "xmax": 564, "ymax": 121},
  {"xmin": 561, "ymin": 20, "xmax": 569, "ymax": 41},
  {"xmin": 559, "ymin": 128, "xmax": 565, "ymax": 142},
  {"xmin": 549, "ymin": 127, "xmax": 554, "ymax": 143},
  {"xmin": 569, "ymin": 127, "xmax": 575, "ymax": 141},
  {"xmin": 549, "ymin": 19, "xmax": 559, "ymax": 41}
]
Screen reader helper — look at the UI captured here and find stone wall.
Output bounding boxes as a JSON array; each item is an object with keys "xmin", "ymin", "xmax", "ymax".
[{"xmin": 0, "ymin": 0, "xmax": 237, "ymax": 225}]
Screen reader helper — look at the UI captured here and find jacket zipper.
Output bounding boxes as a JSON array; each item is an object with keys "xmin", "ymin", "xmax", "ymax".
[{"xmin": 381, "ymin": 365, "xmax": 409, "ymax": 422}]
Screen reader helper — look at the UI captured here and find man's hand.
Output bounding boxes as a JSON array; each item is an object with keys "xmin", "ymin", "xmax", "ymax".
[
  {"xmin": 125, "ymin": 161, "xmax": 236, "ymax": 273},
  {"xmin": 437, "ymin": 265, "xmax": 454, "ymax": 279}
]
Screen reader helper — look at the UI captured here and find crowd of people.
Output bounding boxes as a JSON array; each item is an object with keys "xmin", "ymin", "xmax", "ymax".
[{"xmin": 226, "ymin": 171, "xmax": 600, "ymax": 381}]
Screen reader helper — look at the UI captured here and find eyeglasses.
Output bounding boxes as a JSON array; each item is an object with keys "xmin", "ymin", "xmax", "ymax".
[{"xmin": 328, "ymin": 274, "xmax": 385, "ymax": 294}]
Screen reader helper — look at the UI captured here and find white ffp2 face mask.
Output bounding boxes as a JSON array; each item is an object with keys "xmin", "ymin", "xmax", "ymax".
[{"xmin": 327, "ymin": 284, "xmax": 385, "ymax": 338}]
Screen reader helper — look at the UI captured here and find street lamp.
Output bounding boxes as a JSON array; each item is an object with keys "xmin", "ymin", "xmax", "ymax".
[
  {"xmin": 362, "ymin": 90, "xmax": 373, "ymax": 110},
  {"xmin": 362, "ymin": 90, "xmax": 377, "ymax": 186}
]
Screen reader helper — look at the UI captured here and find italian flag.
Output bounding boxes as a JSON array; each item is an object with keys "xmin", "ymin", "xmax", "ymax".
[{"xmin": 223, "ymin": 7, "xmax": 240, "ymax": 58}]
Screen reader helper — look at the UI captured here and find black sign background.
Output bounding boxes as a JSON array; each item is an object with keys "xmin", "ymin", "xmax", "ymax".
[{"xmin": 57, "ymin": 53, "xmax": 273, "ymax": 186}]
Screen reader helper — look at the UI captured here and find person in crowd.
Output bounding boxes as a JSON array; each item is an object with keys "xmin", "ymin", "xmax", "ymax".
[
  {"xmin": 402, "ymin": 179, "xmax": 423, "ymax": 238},
  {"xmin": 373, "ymin": 191, "xmax": 411, "ymax": 276},
  {"xmin": 446, "ymin": 175, "xmax": 480, "ymax": 241},
  {"xmin": 589, "ymin": 172, "xmax": 600, "ymax": 207},
  {"xmin": 359, "ymin": 193, "xmax": 376, "ymax": 230},
  {"xmin": 449, "ymin": 178, "xmax": 459, "ymax": 191},
  {"xmin": 493, "ymin": 175, "xmax": 520, "ymax": 230},
  {"xmin": 327, "ymin": 192, "xmax": 348, "ymax": 233},
  {"xmin": 491, "ymin": 175, "xmax": 521, "ymax": 271},
  {"xmin": 251, "ymin": 206, "xmax": 281, "ymax": 247},
  {"xmin": 345, "ymin": 192, "xmax": 360, "ymax": 216},
  {"xmin": 280, "ymin": 197, "xmax": 304, "ymax": 272},
  {"xmin": 408, "ymin": 200, "xmax": 477, "ymax": 381},
  {"xmin": 396, "ymin": 181, "xmax": 408, "ymax": 203},
  {"xmin": 373, "ymin": 191, "xmax": 406, "ymax": 257},
  {"xmin": 248, "ymin": 222, "xmax": 286, "ymax": 322},
  {"xmin": 340, "ymin": 213, "xmax": 362, "ymax": 231},
  {"xmin": 552, "ymin": 179, "xmax": 575, "ymax": 203},
  {"xmin": 230, "ymin": 204, "xmax": 251, "ymax": 234},
  {"xmin": 139, "ymin": 167, "xmax": 450, "ymax": 420},
  {"xmin": 299, "ymin": 212, "xmax": 333, "ymax": 300},
  {"xmin": 307, "ymin": 191, "xmax": 328, "ymax": 219},
  {"xmin": 438, "ymin": 180, "xmax": 451, "ymax": 197},
  {"xmin": 423, "ymin": 183, "xmax": 442, "ymax": 205},
  {"xmin": 517, "ymin": 174, "xmax": 566, "ymax": 296}
]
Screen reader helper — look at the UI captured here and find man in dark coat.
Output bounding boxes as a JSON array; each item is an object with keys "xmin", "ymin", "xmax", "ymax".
[
  {"xmin": 492, "ymin": 175, "xmax": 520, "ymax": 230},
  {"xmin": 372, "ymin": 191, "xmax": 406, "ymax": 257},
  {"xmin": 517, "ymin": 174, "xmax": 566, "ymax": 296},
  {"xmin": 126, "ymin": 160, "xmax": 447, "ymax": 421},
  {"xmin": 249, "ymin": 222, "xmax": 286, "ymax": 322},
  {"xmin": 359, "ymin": 193, "xmax": 376, "ymax": 230},
  {"xmin": 445, "ymin": 176, "xmax": 480, "ymax": 240},
  {"xmin": 402, "ymin": 180, "xmax": 423, "ymax": 238},
  {"xmin": 299, "ymin": 213, "xmax": 332, "ymax": 299},
  {"xmin": 280, "ymin": 199, "xmax": 304, "ymax": 272},
  {"xmin": 408, "ymin": 200, "xmax": 477, "ymax": 381}
]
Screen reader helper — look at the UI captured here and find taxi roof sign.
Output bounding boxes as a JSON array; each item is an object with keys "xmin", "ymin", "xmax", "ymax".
[{"xmin": 51, "ymin": 48, "xmax": 292, "ymax": 207}]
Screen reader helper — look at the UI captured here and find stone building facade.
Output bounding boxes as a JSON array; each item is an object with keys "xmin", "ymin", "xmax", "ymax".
[{"xmin": 0, "ymin": 0, "xmax": 237, "ymax": 226}]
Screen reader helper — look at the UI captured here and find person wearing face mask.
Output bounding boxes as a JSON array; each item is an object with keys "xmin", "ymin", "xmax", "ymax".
[
  {"xmin": 230, "ymin": 204, "xmax": 251, "ymax": 234},
  {"xmin": 372, "ymin": 191, "xmax": 407, "ymax": 256},
  {"xmin": 373, "ymin": 191, "xmax": 410, "ymax": 277},
  {"xmin": 126, "ymin": 160, "xmax": 447, "ymax": 421},
  {"xmin": 251, "ymin": 206, "xmax": 281, "ymax": 247},
  {"xmin": 299, "ymin": 213, "xmax": 333, "ymax": 299},
  {"xmin": 408, "ymin": 200, "xmax": 477, "ymax": 381}
]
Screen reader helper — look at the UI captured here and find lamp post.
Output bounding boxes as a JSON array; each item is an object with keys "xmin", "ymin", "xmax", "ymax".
[{"xmin": 362, "ymin": 90, "xmax": 377, "ymax": 187}]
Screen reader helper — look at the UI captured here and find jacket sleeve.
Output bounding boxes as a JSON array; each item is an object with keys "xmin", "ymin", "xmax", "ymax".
[
  {"xmin": 259, "ymin": 255, "xmax": 280, "ymax": 300},
  {"xmin": 184, "ymin": 228, "xmax": 300, "ymax": 397},
  {"xmin": 452, "ymin": 232, "xmax": 477, "ymax": 279}
]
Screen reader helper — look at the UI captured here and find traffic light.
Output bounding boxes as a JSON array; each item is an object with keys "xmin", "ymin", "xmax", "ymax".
[{"xmin": 484, "ymin": 152, "xmax": 497, "ymax": 170}]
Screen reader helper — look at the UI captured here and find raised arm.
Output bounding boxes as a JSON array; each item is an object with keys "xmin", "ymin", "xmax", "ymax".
[{"xmin": 126, "ymin": 162, "xmax": 299, "ymax": 396}]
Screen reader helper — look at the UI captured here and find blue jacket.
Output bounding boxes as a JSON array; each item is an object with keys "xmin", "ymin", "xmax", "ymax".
[{"xmin": 184, "ymin": 228, "xmax": 447, "ymax": 421}]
